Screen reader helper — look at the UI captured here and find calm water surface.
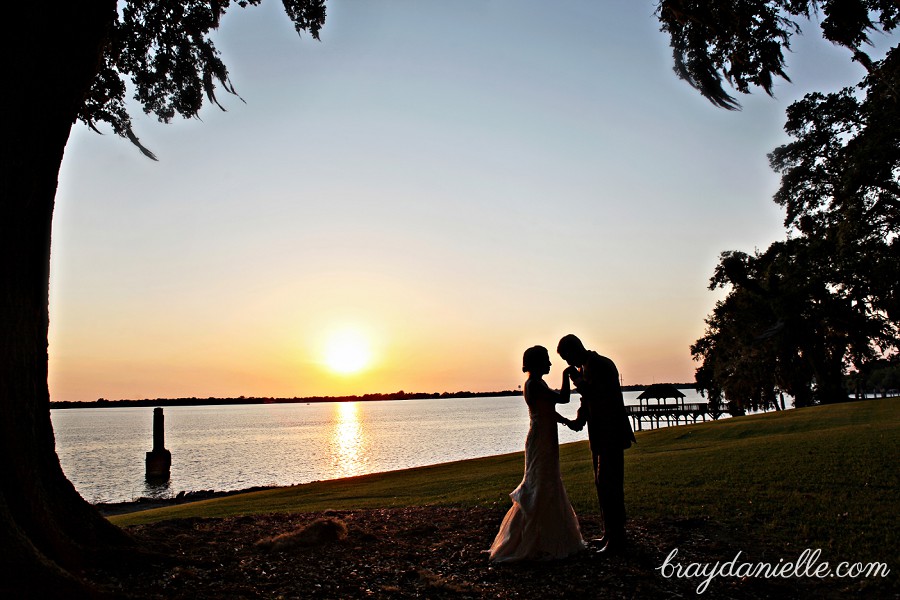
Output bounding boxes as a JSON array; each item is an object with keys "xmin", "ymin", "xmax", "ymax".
[{"xmin": 52, "ymin": 391, "xmax": 712, "ymax": 503}]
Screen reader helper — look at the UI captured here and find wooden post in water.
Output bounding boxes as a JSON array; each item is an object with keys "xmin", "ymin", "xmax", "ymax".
[{"xmin": 145, "ymin": 407, "xmax": 171, "ymax": 482}]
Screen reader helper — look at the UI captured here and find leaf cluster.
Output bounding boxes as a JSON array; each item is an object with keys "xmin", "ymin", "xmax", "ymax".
[
  {"xmin": 770, "ymin": 48, "xmax": 900, "ymax": 237},
  {"xmin": 694, "ymin": 230, "xmax": 896, "ymax": 408},
  {"xmin": 768, "ymin": 47, "xmax": 900, "ymax": 336},
  {"xmin": 657, "ymin": 0, "xmax": 899, "ymax": 109},
  {"xmin": 78, "ymin": 0, "xmax": 326, "ymax": 159}
]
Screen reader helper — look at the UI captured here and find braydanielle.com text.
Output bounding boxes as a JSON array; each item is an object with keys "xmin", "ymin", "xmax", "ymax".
[{"xmin": 656, "ymin": 548, "xmax": 891, "ymax": 594}]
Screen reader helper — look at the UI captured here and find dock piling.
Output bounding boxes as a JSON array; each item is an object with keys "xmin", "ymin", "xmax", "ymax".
[{"xmin": 145, "ymin": 407, "xmax": 171, "ymax": 482}]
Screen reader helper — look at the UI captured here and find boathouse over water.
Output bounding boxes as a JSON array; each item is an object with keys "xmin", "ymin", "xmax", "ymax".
[{"xmin": 626, "ymin": 383, "xmax": 717, "ymax": 431}]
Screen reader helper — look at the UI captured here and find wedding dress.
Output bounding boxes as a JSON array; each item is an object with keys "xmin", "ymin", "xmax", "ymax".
[{"xmin": 489, "ymin": 379, "xmax": 585, "ymax": 561}]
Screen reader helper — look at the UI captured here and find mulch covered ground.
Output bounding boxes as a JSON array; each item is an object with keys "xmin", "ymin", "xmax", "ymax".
[{"xmin": 83, "ymin": 506, "xmax": 865, "ymax": 599}]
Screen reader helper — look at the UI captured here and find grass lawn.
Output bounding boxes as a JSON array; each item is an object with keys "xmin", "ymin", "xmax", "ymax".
[{"xmin": 111, "ymin": 397, "xmax": 898, "ymax": 568}]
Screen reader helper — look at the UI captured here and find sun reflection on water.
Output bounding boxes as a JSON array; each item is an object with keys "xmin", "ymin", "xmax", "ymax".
[{"xmin": 331, "ymin": 402, "xmax": 367, "ymax": 477}]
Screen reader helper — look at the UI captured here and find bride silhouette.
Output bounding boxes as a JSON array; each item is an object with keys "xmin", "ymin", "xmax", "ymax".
[{"xmin": 489, "ymin": 345, "xmax": 585, "ymax": 562}]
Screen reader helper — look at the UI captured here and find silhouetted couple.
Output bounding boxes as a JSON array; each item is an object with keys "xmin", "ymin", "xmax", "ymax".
[{"xmin": 489, "ymin": 334, "xmax": 635, "ymax": 562}]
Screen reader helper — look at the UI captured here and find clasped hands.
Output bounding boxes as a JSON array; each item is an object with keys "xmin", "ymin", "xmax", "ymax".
[
  {"xmin": 558, "ymin": 364, "xmax": 585, "ymax": 432},
  {"xmin": 558, "ymin": 416, "xmax": 584, "ymax": 432}
]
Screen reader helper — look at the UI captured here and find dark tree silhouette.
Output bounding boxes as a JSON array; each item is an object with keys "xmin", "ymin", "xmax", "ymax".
[
  {"xmin": 863, "ymin": 360, "xmax": 900, "ymax": 396},
  {"xmin": 657, "ymin": 0, "xmax": 899, "ymax": 109},
  {"xmin": 1, "ymin": 2, "xmax": 323, "ymax": 596},
  {"xmin": 674, "ymin": 2, "xmax": 898, "ymax": 408},
  {"xmin": 691, "ymin": 236, "xmax": 890, "ymax": 408},
  {"xmin": 692, "ymin": 45, "xmax": 899, "ymax": 409}
]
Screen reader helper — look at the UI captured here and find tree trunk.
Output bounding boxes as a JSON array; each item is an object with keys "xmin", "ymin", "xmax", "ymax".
[
  {"xmin": 1, "ymin": 3, "xmax": 132, "ymax": 596},
  {"xmin": 812, "ymin": 347, "xmax": 849, "ymax": 404}
]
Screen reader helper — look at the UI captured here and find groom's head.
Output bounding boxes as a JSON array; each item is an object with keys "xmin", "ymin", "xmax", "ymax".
[{"xmin": 557, "ymin": 334, "xmax": 586, "ymax": 367}]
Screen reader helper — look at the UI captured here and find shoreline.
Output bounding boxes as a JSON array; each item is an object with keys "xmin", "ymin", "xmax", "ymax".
[
  {"xmin": 52, "ymin": 384, "xmax": 699, "ymax": 409},
  {"xmin": 94, "ymin": 485, "xmax": 282, "ymax": 516},
  {"xmin": 55, "ymin": 390, "xmax": 523, "ymax": 410}
]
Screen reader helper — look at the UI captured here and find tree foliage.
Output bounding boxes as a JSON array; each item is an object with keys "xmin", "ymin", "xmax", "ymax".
[
  {"xmin": 79, "ymin": 0, "xmax": 326, "ymax": 159},
  {"xmin": 657, "ymin": 0, "xmax": 899, "ymax": 109},
  {"xmin": 690, "ymin": 16, "xmax": 899, "ymax": 408},
  {"xmin": 862, "ymin": 360, "xmax": 900, "ymax": 394},
  {"xmin": 771, "ymin": 47, "xmax": 900, "ymax": 237},
  {"xmin": 691, "ymin": 234, "xmax": 895, "ymax": 407}
]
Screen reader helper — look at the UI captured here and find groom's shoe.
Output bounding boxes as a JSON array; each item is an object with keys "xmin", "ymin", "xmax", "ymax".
[
  {"xmin": 597, "ymin": 537, "xmax": 626, "ymax": 556},
  {"xmin": 588, "ymin": 536, "xmax": 607, "ymax": 548}
]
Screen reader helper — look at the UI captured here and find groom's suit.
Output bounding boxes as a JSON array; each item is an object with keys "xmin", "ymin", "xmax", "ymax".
[{"xmin": 571, "ymin": 350, "xmax": 635, "ymax": 547}]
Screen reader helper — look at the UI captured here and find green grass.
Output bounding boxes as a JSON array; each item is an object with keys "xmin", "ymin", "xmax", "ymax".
[
  {"xmin": 111, "ymin": 397, "xmax": 898, "ymax": 564},
  {"xmin": 618, "ymin": 398, "xmax": 899, "ymax": 564}
]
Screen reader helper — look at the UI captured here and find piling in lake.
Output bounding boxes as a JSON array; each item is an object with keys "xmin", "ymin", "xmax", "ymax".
[{"xmin": 145, "ymin": 407, "xmax": 171, "ymax": 482}]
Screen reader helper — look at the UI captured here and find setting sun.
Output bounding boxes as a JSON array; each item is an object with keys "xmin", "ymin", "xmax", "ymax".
[{"xmin": 324, "ymin": 329, "xmax": 372, "ymax": 375}]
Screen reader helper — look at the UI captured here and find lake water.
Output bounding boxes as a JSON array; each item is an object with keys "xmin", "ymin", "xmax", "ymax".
[{"xmin": 52, "ymin": 391, "xmax": 716, "ymax": 504}]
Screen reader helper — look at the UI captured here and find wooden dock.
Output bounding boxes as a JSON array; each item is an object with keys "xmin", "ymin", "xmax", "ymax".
[
  {"xmin": 626, "ymin": 402, "xmax": 719, "ymax": 431},
  {"xmin": 626, "ymin": 383, "xmax": 721, "ymax": 431}
]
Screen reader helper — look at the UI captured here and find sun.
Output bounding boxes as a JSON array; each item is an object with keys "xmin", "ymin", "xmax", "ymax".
[{"xmin": 324, "ymin": 329, "xmax": 372, "ymax": 375}]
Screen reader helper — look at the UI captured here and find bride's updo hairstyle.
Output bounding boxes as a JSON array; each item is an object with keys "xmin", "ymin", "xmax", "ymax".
[{"xmin": 522, "ymin": 345, "xmax": 549, "ymax": 373}]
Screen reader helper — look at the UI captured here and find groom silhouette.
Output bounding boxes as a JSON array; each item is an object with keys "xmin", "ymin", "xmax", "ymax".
[{"xmin": 558, "ymin": 334, "xmax": 635, "ymax": 554}]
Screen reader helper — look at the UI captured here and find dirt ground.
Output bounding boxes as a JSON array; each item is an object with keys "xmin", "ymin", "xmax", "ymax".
[{"xmin": 76, "ymin": 505, "xmax": 877, "ymax": 599}]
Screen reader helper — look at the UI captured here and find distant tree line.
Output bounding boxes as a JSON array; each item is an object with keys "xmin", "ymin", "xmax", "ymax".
[
  {"xmin": 688, "ymin": 4, "xmax": 899, "ymax": 412},
  {"xmin": 52, "ymin": 384, "xmax": 699, "ymax": 409},
  {"xmin": 52, "ymin": 389, "xmax": 524, "ymax": 409},
  {"xmin": 845, "ymin": 360, "xmax": 900, "ymax": 398}
]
